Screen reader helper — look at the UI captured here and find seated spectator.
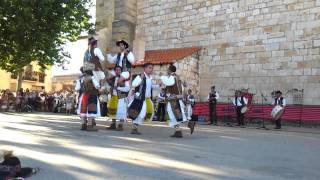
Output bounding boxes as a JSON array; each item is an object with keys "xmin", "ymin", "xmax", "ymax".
[{"xmin": 0, "ymin": 150, "xmax": 39, "ymax": 180}]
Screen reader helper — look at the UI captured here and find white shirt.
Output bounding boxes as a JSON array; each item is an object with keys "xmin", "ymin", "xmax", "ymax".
[
  {"xmin": 273, "ymin": 97, "xmax": 286, "ymax": 107},
  {"xmin": 161, "ymin": 74, "xmax": 175, "ymax": 86},
  {"xmin": 161, "ymin": 73, "xmax": 185, "ymax": 96},
  {"xmin": 232, "ymin": 96, "xmax": 248, "ymax": 107},
  {"xmin": 132, "ymin": 73, "xmax": 159, "ymax": 98},
  {"xmin": 187, "ymin": 95, "xmax": 195, "ymax": 104},
  {"xmin": 110, "ymin": 76, "xmax": 130, "ymax": 95},
  {"xmin": 93, "ymin": 48, "xmax": 105, "ymax": 61},
  {"xmin": 75, "ymin": 76, "xmax": 100, "ymax": 91},
  {"xmin": 158, "ymin": 93, "xmax": 166, "ymax": 102},
  {"xmin": 107, "ymin": 51, "xmax": 135, "ymax": 66},
  {"xmin": 116, "ymin": 78, "xmax": 130, "ymax": 94}
]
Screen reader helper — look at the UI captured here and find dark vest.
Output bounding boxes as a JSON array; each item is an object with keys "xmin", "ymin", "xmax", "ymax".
[
  {"xmin": 81, "ymin": 75, "xmax": 98, "ymax": 95},
  {"xmin": 166, "ymin": 74, "xmax": 182, "ymax": 95},
  {"xmin": 134, "ymin": 76, "xmax": 153, "ymax": 100},
  {"xmin": 116, "ymin": 51, "xmax": 132, "ymax": 72},
  {"xmin": 209, "ymin": 91, "xmax": 217, "ymax": 104},
  {"xmin": 274, "ymin": 97, "xmax": 283, "ymax": 106},
  {"xmin": 235, "ymin": 96, "xmax": 245, "ymax": 107},
  {"xmin": 90, "ymin": 48, "xmax": 103, "ymax": 71}
]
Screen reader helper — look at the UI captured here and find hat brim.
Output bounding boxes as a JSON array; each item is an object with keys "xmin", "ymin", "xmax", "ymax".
[
  {"xmin": 89, "ymin": 39, "xmax": 98, "ymax": 45},
  {"xmin": 116, "ymin": 40, "xmax": 129, "ymax": 48}
]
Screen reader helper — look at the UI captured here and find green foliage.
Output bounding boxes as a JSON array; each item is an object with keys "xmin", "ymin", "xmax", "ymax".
[{"xmin": 0, "ymin": 0, "xmax": 94, "ymax": 73}]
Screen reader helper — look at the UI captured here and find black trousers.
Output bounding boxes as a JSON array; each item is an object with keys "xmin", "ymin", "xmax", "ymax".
[
  {"xmin": 157, "ymin": 103, "xmax": 166, "ymax": 121},
  {"xmin": 100, "ymin": 102, "xmax": 108, "ymax": 117},
  {"xmin": 275, "ymin": 119, "xmax": 281, "ymax": 128},
  {"xmin": 236, "ymin": 106, "xmax": 245, "ymax": 125},
  {"xmin": 209, "ymin": 102, "xmax": 217, "ymax": 124}
]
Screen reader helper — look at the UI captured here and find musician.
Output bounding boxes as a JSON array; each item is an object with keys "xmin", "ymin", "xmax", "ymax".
[
  {"xmin": 232, "ymin": 90, "xmax": 248, "ymax": 126},
  {"xmin": 84, "ymin": 38, "xmax": 106, "ymax": 82},
  {"xmin": 129, "ymin": 63, "xmax": 159, "ymax": 135},
  {"xmin": 272, "ymin": 90, "xmax": 286, "ymax": 129},
  {"xmin": 161, "ymin": 65, "xmax": 195, "ymax": 138},
  {"xmin": 106, "ymin": 66, "xmax": 130, "ymax": 131},
  {"xmin": 99, "ymin": 71, "xmax": 110, "ymax": 117},
  {"xmin": 208, "ymin": 86, "xmax": 220, "ymax": 125},
  {"xmin": 157, "ymin": 88, "xmax": 167, "ymax": 122},
  {"xmin": 186, "ymin": 89, "xmax": 195, "ymax": 121},
  {"xmin": 83, "ymin": 37, "xmax": 94, "ymax": 63},
  {"xmin": 75, "ymin": 64, "xmax": 101, "ymax": 131},
  {"xmin": 106, "ymin": 40, "xmax": 135, "ymax": 84}
]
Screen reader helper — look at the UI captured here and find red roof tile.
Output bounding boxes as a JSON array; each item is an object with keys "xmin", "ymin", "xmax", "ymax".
[{"xmin": 134, "ymin": 47, "xmax": 201, "ymax": 66}]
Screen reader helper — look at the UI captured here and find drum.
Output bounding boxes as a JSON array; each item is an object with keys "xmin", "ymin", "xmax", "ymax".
[
  {"xmin": 271, "ymin": 105, "xmax": 284, "ymax": 120},
  {"xmin": 240, "ymin": 106, "xmax": 248, "ymax": 113},
  {"xmin": 128, "ymin": 98, "xmax": 144, "ymax": 119}
]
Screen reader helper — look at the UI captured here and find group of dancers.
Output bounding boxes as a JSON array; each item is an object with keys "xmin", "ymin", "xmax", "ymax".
[{"xmin": 75, "ymin": 37, "xmax": 195, "ymax": 138}]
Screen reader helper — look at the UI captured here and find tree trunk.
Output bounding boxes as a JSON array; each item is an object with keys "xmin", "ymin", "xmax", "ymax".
[{"xmin": 16, "ymin": 70, "xmax": 23, "ymax": 91}]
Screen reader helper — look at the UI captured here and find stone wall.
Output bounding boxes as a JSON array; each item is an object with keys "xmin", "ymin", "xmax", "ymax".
[
  {"xmin": 136, "ymin": 0, "xmax": 320, "ymax": 105},
  {"xmin": 132, "ymin": 54, "xmax": 200, "ymax": 100},
  {"xmin": 96, "ymin": 0, "xmax": 115, "ymax": 51},
  {"xmin": 96, "ymin": 0, "xmax": 137, "ymax": 51}
]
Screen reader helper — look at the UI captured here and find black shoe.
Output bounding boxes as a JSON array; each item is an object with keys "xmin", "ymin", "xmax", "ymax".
[
  {"xmin": 80, "ymin": 124, "xmax": 87, "ymax": 130},
  {"xmin": 131, "ymin": 128, "xmax": 141, "ymax": 135},
  {"xmin": 274, "ymin": 127, "xmax": 281, "ymax": 129},
  {"xmin": 170, "ymin": 131, "xmax": 183, "ymax": 138},
  {"xmin": 107, "ymin": 122, "xmax": 117, "ymax": 130},
  {"xmin": 86, "ymin": 125, "xmax": 98, "ymax": 131},
  {"xmin": 188, "ymin": 121, "xmax": 196, "ymax": 135},
  {"xmin": 116, "ymin": 124, "xmax": 124, "ymax": 131}
]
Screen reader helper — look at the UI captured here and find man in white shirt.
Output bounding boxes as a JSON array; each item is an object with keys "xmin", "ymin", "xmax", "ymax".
[
  {"xmin": 186, "ymin": 89, "xmax": 195, "ymax": 121},
  {"xmin": 161, "ymin": 65, "xmax": 195, "ymax": 138},
  {"xmin": 75, "ymin": 66, "xmax": 101, "ymax": 131},
  {"xmin": 208, "ymin": 86, "xmax": 220, "ymax": 125},
  {"xmin": 272, "ymin": 90, "xmax": 286, "ymax": 129},
  {"xmin": 106, "ymin": 40, "xmax": 135, "ymax": 83},
  {"xmin": 157, "ymin": 88, "xmax": 167, "ymax": 122},
  {"xmin": 129, "ymin": 63, "xmax": 159, "ymax": 135},
  {"xmin": 232, "ymin": 90, "xmax": 248, "ymax": 126},
  {"xmin": 84, "ymin": 37, "xmax": 105, "ymax": 82},
  {"xmin": 106, "ymin": 66, "xmax": 130, "ymax": 131}
]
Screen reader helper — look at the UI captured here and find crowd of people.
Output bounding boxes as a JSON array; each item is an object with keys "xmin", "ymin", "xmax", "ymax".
[{"xmin": 0, "ymin": 88, "xmax": 77, "ymax": 114}]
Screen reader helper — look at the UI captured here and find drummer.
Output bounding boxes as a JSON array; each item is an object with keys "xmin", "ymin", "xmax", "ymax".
[
  {"xmin": 232, "ymin": 90, "xmax": 248, "ymax": 127},
  {"xmin": 272, "ymin": 90, "xmax": 286, "ymax": 129}
]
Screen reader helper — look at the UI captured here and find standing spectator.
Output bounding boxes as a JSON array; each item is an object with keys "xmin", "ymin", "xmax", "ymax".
[
  {"xmin": 66, "ymin": 92, "xmax": 74, "ymax": 115},
  {"xmin": 39, "ymin": 93, "xmax": 46, "ymax": 112},
  {"xmin": 1, "ymin": 90, "xmax": 9, "ymax": 111},
  {"xmin": 156, "ymin": 88, "xmax": 167, "ymax": 122},
  {"xmin": 15, "ymin": 89, "xmax": 24, "ymax": 112},
  {"xmin": 208, "ymin": 86, "xmax": 220, "ymax": 125}
]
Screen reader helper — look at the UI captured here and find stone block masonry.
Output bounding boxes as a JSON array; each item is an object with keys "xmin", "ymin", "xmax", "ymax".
[{"xmin": 135, "ymin": 0, "xmax": 320, "ymax": 105}]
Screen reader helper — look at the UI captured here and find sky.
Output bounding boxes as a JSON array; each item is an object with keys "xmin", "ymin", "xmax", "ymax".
[{"xmin": 52, "ymin": 0, "xmax": 96, "ymax": 76}]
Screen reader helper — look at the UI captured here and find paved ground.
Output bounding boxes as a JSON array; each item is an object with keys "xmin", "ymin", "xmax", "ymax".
[{"xmin": 0, "ymin": 112, "xmax": 320, "ymax": 180}]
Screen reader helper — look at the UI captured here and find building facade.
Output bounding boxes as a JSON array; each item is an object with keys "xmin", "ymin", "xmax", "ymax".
[
  {"xmin": 52, "ymin": 74, "xmax": 81, "ymax": 92},
  {"xmin": 0, "ymin": 62, "xmax": 52, "ymax": 92},
  {"xmin": 97, "ymin": 0, "xmax": 320, "ymax": 105}
]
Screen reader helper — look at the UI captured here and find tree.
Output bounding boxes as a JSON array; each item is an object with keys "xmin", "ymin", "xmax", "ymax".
[{"xmin": 0, "ymin": 0, "xmax": 94, "ymax": 90}]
